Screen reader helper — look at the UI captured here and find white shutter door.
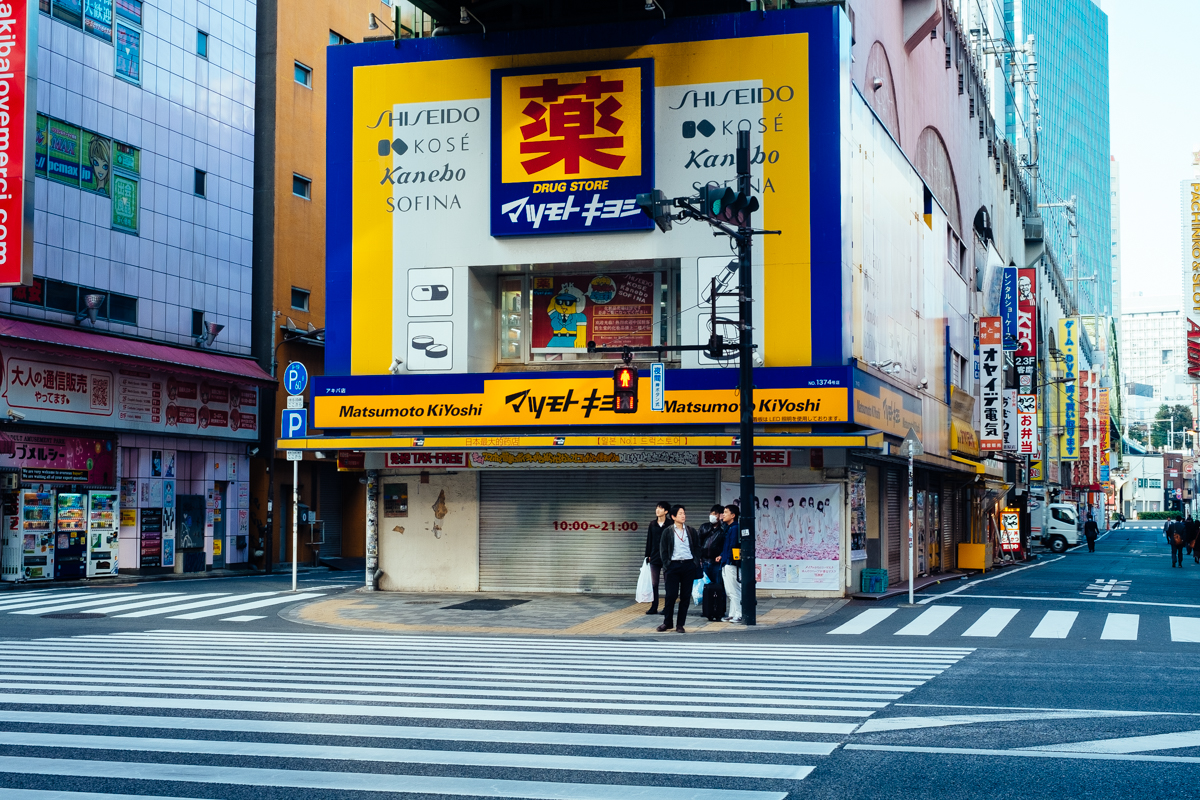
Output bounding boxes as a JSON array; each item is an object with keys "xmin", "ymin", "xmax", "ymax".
[{"xmin": 479, "ymin": 470, "xmax": 718, "ymax": 593}]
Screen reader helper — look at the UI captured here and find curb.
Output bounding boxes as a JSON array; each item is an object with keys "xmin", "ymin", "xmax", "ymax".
[{"xmin": 0, "ymin": 565, "xmax": 332, "ymax": 592}]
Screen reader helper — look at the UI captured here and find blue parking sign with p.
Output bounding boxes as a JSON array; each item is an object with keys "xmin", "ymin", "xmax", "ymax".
[
  {"xmin": 284, "ymin": 362, "xmax": 308, "ymax": 395},
  {"xmin": 282, "ymin": 409, "xmax": 307, "ymax": 439}
]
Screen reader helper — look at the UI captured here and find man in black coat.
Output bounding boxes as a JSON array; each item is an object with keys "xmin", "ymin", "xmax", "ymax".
[
  {"xmin": 1083, "ymin": 514, "xmax": 1099, "ymax": 553},
  {"xmin": 657, "ymin": 504, "xmax": 702, "ymax": 633},
  {"xmin": 1168, "ymin": 518, "xmax": 1189, "ymax": 568},
  {"xmin": 698, "ymin": 504, "xmax": 728, "ymax": 621}
]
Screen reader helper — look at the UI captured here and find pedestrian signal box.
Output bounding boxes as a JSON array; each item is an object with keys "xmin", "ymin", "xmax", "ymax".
[{"xmin": 613, "ymin": 366, "xmax": 638, "ymax": 413}]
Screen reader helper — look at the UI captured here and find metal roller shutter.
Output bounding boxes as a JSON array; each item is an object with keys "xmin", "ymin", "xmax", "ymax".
[
  {"xmin": 318, "ymin": 463, "xmax": 342, "ymax": 558},
  {"xmin": 886, "ymin": 469, "xmax": 901, "ymax": 584},
  {"xmin": 479, "ymin": 470, "xmax": 719, "ymax": 593}
]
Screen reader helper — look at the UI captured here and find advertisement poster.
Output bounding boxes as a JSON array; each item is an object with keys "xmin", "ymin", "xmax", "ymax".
[
  {"xmin": 720, "ymin": 482, "xmax": 842, "ymax": 591},
  {"xmin": 115, "ymin": 23, "xmax": 140, "ymax": 83},
  {"xmin": 139, "ymin": 508, "xmax": 162, "ymax": 568},
  {"xmin": 80, "ymin": 130, "xmax": 112, "ymax": 195},
  {"xmin": 47, "ymin": 119, "xmax": 82, "ymax": 185},
  {"xmin": 1058, "ymin": 317, "xmax": 1080, "ymax": 460},
  {"xmin": 530, "ymin": 272, "xmax": 658, "ymax": 352},
  {"xmin": 83, "ymin": 0, "xmax": 114, "ymax": 40},
  {"xmin": 1000, "ymin": 266, "xmax": 1019, "ymax": 351},
  {"xmin": 849, "ymin": 468, "xmax": 866, "ymax": 561},
  {"xmin": 2, "ymin": 432, "xmax": 115, "ymax": 485},
  {"xmin": 112, "ymin": 173, "xmax": 138, "ymax": 230}
]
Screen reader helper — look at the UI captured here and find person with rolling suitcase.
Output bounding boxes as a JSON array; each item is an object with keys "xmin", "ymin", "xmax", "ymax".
[{"xmin": 699, "ymin": 504, "xmax": 728, "ymax": 621}]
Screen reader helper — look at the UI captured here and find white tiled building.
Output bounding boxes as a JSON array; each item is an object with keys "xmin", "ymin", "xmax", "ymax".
[{"xmin": 0, "ymin": 1, "xmax": 270, "ymax": 583}]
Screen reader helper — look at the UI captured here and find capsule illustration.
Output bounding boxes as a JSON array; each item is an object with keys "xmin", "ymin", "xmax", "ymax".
[{"xmin": 411, "ymin": 285, "xmax": 450, "ymax": 302}]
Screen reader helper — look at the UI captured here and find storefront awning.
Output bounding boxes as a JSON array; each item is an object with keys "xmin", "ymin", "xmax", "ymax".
[
  {"xmin": 277, "ymin": 431, "xmax": 886, "ymax": 452},
  {"xmin": 0, "ymin": 318, "xmax": 273, "ymax": 383}
]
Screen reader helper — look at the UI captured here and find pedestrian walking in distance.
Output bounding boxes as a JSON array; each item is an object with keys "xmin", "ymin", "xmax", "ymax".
[
  {"xmin": 657, "ymin": 504, "xmax": 701, "ymax": 634},
  {"xmin": 643, "ymin": 501, "xmax": 670, "ymax": 615},
  {"xmin": 717, "ymin": 504, "xmax": 743, "ymax": 623},
  {"xmin": 699, "ymin": 504, "xmax": 728, "ymax": 621},
  {"xmin": 1187, "ymin": 515, "xmax": 1199, "ymax": 562},
  {"xmin": 1169, "ymin": 517, "xmax": 1189, "ymax": 568},
  {"xmin": 1083, "ymin": 513, "xmax": 1099, "ymax": 553}
]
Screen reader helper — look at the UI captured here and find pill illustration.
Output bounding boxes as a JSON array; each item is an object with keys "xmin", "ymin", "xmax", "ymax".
[
  {"xmin": 425, "ymin": 344, "xmax": 448, "ymax": 358},
  {"xmin": 411, "ymin": 335, "xmax": 434, "ymax": 350},
  {"xmin": 412, "ymin": 285, "xmax": 450, "ymax": 302}
]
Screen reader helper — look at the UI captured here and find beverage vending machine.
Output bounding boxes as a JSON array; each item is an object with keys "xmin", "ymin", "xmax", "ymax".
[
  {"xmin": 19, "ymin": 490, "xmax": 55, "ymax": 580},
  {"xmin": 87, "ymin": 491, "xmax": 119, "ymax": 577},
  {"xmin": 54, "ymin": 492, "xmax": 88, "ymax": 580}
]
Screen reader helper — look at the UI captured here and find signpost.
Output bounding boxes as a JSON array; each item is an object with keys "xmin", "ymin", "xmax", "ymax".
[
  {"xmin": 650, "ymin": 362, "xmax": 664, "ymax": 412},
  {"xmin": 283, "ymin": 362, "xmax": 307, "ymax": 593},
  {"xmin": 899, "ymin": 427, "xmax": 924, "ymax": 605}
]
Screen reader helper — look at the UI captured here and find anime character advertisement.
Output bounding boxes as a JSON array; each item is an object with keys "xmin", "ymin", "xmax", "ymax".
[
  {"xmin": 721, "ymin": 482, "xmax": 842, "ymax": 591},
  {"xmin": 530, "ymin": 272, "xmax": 658, "ymax": 352}
]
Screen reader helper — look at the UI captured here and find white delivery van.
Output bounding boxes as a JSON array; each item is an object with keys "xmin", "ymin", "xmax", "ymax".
[{"xmin": 1038, "ymin": 503, "xmax": 1081, "ymax": 553}]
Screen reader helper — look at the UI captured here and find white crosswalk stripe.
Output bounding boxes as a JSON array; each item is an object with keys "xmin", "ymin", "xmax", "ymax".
[
  {"xmin": 0, "ymin": 590, "xmax": 320, "ymax": 621},
  {"xmin": 826, "ymin": 605, "xmax": 1200, "ymax": 644},
  {"xmin": 0, "ymin": 630, "xmax": 972, "ymax": 798}
]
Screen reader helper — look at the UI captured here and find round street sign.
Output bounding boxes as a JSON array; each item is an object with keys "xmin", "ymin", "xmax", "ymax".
[{"xmin": 283, "ymin": 362, "xmax": 309, "ymax": 396}]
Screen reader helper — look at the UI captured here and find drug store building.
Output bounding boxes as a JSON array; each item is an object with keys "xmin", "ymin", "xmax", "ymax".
[{"xmin": 283, "ymin": 7, "xmax": 1004, "ymax": 597}]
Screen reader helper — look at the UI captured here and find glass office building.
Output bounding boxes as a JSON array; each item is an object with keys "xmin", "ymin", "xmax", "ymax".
[{"xmin": 1005, "ymin": 0, "xmax": 1111, "ymax": 318}]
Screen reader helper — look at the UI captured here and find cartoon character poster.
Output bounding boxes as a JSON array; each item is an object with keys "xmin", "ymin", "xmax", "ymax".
[{"xmin": 530, "ymin": 272, "xmax": 658, "ymax": 352}]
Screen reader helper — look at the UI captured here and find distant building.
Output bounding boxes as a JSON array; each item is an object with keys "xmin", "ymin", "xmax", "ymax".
[{"xmin": 1006, "ymin": 0, "xmax": 1112, "ymax": 316}]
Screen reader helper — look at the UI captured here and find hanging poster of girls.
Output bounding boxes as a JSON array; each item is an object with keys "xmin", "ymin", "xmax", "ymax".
[{"xmin": 721, "ymin": 482, "xmax": 843, "ymax": 590}]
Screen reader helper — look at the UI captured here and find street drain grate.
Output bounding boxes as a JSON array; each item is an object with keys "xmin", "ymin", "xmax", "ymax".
[
  {"xmin": 443, "ymin": 599, "xmax": 530, "ymax": 612},
  {"xmin": 405, "ymin": 600, "xmax": 441, "ymax": 605},
  {"xmin": 41, "ymin": 613, "xmax": 106, "ymax": 619}
]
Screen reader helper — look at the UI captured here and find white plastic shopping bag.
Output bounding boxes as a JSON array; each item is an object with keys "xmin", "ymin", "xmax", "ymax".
[{"xmin": 636, "ymin": 560, "xmax": 654, "ymax": 603}]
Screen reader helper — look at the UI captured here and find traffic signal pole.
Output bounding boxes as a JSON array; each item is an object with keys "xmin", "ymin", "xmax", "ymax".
[
  {"xmin": 593, "ymin": 129, "xmax": 778, "ymax": 625},
  {"xmin": 734, "ymin": 129, "xmax": 757, "ymax": 625}
]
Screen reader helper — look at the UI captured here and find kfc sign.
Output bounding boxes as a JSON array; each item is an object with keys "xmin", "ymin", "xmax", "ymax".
[
  {"xmin": 491, "ymin": 60, "xmax": 654, "ymax": 236},
  {"xmin": 0, "ymin": 0, "xmax": 33, "ymax": 287}
]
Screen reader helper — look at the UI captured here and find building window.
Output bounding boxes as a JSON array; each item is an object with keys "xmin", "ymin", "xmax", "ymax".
[
  {"xmin": 292, "ymin": 174, "xmax": 311, "ymax": 199},
  {"xmin": 12, "ymin": 277, "xmax": 138, "ymax": 325},
  {"xmin": 294, "ymin": 61, "xmax": 312, "ymax": 88},
  {"xmin": 194, "ymin": 169, "xmax": 206, "ymax": 197},
  {"xmin": 116, "ymin": 21, "xmax": 141, "ymax": 84},
  {"xmin": 197, "ymin": 30, "xmax": 209, "ymax": 58},
  {"xmin": 329, "ymin": 30, "xmax": 351, "ymax": 45},
  {"xmin": 1162, "ymin": 349, "xmax": 1172, "ymax": 364},
  {"xmin": 192, "ymin": 310, "xmax": 205, "ymax": 338},
  {"xmin": 291, "ymin": 287, "xmax": 310, "ymax": 311}
]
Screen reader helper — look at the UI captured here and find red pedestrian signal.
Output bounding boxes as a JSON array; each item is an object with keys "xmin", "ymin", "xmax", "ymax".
[{"xmin": 613, "ymin": 366, "xmax": 638, "ymax": 413}]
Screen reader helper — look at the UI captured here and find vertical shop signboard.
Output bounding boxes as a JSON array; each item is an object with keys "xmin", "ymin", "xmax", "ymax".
[
  {"xmin": 1016, "ymin": 393, "xmax": 1037, "ymax": 455},
  {"xmin": 1001, "ymin": 266, "xmax": 1019, "ymax": 351},
  {"xmin": 979, "ymin": 317, "xmax": 1003, "ymax": 451},
  {"xmin": 1000, "ymin": 508, "xmax": 1020, "ymax": 552},
  {"xmin": 0, "ymin": 0, "xmax": 34, "ymax": 287},
  {"xmin": 1015, "ymin": 267, "xmax": 1038, "ymax": 394},
  {"xmin": 139, "ymin": 507, "xmax": 161, "ymax": 568},
  {"xmin": 1058, "ymin": 317, "xmax": 1079, "ymax": 461},
  {"xmin": 1002, "ymin": 389, "xmax": 1018, "ymax": 452},
  {"xmin": 1099, "ymin": 387, "xmax": 1110, "ymax": 481}
]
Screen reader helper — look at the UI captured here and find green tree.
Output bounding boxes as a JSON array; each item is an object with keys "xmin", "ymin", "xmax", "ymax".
[{"xmin": 1151, "ymin": 404, "xmax": 1194, "ymax": 449}]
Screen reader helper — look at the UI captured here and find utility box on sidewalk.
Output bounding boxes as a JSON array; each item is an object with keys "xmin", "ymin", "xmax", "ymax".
[{"xmin": 958, "ymin": 543, "xmax": 988, "ymax": 572}]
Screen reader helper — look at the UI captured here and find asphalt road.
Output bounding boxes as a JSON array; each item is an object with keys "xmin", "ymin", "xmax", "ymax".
[{"xmin": 0, "ymin": 524, "xmax": 1198, "ymax": 800}]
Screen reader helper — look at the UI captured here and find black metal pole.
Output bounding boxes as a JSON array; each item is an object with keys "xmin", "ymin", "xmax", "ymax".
[{"xmin": 736, "ymin": 128, "xmax": 757, "ymax": 626}]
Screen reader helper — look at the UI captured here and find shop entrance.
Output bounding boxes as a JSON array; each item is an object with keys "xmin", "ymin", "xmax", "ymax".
[{"xmin": 478, "ymin": 469, "xmax": 718, "ymax": 594}]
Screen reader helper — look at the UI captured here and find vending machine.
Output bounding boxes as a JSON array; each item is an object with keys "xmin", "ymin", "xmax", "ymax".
[
  {"xmin": 19, "ymin": 490, "xmax": 55, "ymax": 580},
  {"xmin": 86, "ymin": 491, "xmax": 119, "ymax": 577},
  {"xmin": 54, "ymin": 492, "xmax": 87, "ymax": 580}
]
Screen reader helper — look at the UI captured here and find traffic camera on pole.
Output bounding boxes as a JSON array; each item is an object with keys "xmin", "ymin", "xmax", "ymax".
[
  {"xmin": 613, "ymin": 365, "xmax": 639, "ymax": 413},
  {"xmin": 635, "ymin": 189, "xmax": 673, "ymax": 233}
]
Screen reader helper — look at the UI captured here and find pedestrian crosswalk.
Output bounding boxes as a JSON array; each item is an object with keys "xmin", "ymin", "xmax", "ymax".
[
  {"xmin": 0, "ymin": 588, "xmax": 324, "ymax": 621},
  {"xmin": 828, "ymin": 604, "xmax": 1200, "ymax": 643},
  {"xmin": 0, "ymin": 630, "xmax": 974, "ymax": 798}
]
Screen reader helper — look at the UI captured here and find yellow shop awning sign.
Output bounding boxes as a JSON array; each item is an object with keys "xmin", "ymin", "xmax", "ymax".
[{"xmin": 312, "ymin": 369, "xmax": 852, "ymax": 430}]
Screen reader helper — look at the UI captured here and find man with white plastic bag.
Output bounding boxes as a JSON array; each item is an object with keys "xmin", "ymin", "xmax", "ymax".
[{"xmin": 635, "ymin": 561, "xmax": 654, "ymax": 603}]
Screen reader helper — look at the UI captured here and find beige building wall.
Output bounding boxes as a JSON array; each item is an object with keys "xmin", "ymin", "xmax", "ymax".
[{"xmin": 378, "ymin": 471, "xmax": 480, "ymax": 591}]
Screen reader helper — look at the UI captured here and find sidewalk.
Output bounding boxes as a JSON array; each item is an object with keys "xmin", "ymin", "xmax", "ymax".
[{"xmin": 284, "ymin": 590, "xmax": 847, "ymax": 637}]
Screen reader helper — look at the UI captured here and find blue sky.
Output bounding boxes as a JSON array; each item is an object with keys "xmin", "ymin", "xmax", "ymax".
[{"xmin": 1106, "ymin": 0, "xmax": 1200, "ymax": 310}]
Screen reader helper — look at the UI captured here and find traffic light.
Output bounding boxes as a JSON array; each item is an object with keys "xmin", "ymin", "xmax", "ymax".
[
  {"xmin": 613, "ymin": 365, "xmax": 639, "ymax": 413},
  {"xmin": 698, "ymin": 184, "xmax": 759, "ymax": 225},
  {"xmin": 635, "ymin": 189, "xmax": 673, "ymax": 233}
]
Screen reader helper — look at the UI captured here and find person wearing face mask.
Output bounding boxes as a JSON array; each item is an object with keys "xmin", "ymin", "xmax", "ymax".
[
  {"xmin": 642, "ymin": 501, "xmax": 670, "ymax": 615},
  {"xmin": 699, "ymin": 504, "xmax": 728, "ymax": 621},
  {"xmin": 657, "ymin": 504, "xmax": 701, "ymax": 633}
]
